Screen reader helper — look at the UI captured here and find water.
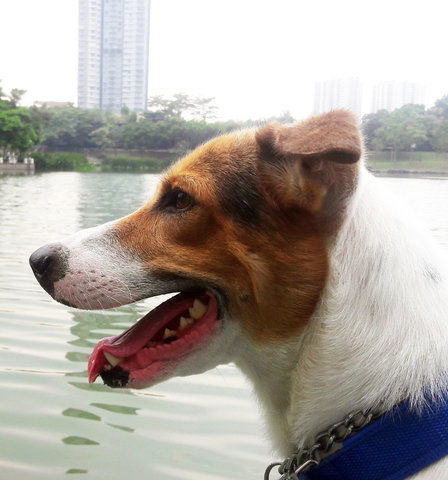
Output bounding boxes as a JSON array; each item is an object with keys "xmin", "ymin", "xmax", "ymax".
[{"xmin": 1, "ymin": 172, "xmax": 448, "ymax": 479}]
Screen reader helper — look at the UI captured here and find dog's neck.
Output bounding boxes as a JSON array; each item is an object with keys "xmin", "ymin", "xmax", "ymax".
[{"xmin": 236, "ymin": 169, "xmax": 448, "ymax": 456}]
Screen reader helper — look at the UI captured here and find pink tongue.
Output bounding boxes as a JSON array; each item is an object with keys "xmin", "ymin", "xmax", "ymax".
[{"xmin": 88, "ymin": 292, "xmax": 198, "ymax": 383}]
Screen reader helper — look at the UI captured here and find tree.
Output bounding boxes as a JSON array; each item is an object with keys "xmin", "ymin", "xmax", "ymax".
[
  {"xmin": 432, "ymin": 120, "xmax": 448, "ymax": 152},
  {"xmin": 8, "ymin": 88, "xmax": 26, "ymax": 108},
  {"xmin": 41, "ymin": 108, "xmax": 104, "ymax": 149},
  {"xmin": 0, "ymin": 84, "xmax": 39, "ymax": 159},
  {"xmin": 0, "ymin": 109, "xmax": 40, "ymax": 158},
  {"xmin": 89, "ymin": 126, "xmax": 115, "ymax": 150},
  {"xmin": 361, "ymin": 110, "xmax": 390, "ymax": 150},
  {"xmin": 147, "ymin": 93, "xmax": 194, "ymax": 120},
  {"xmin": 433, "ymin": 95, "xmax": 448, "ymax": 119},
  {"xmin": 428, "ymin": 95, "xmax": 448, "ymax": 153},
  {"xmin": 370, "ymin": 104, "xmax": 428, "ymax": 153},
  {"xmin": 360, "ymin": 95, "xmax": 448, "ymax": 154},
  {"xmin": 272, "ymin": 110, "xmax": 295, "ymax": 125},
  {"xmin": 146, "ymin": 93, "xmax": 219, "ymax": 121},
  {"xmin": 191, "ymin": 96, "xmax": 218, "ymax": 121},
  {"xmin": 120, "ymin": 105, "xmax": 130, "ymax": 117}
]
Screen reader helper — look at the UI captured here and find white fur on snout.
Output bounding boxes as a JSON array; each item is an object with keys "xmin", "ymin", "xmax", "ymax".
[
  {"xmin": 54, "ymin": 262, "xmax": 136, "ymax": 309},
  {"xmin": 53, "ymin": 220, "xmax": 148, "ymax": 309}
]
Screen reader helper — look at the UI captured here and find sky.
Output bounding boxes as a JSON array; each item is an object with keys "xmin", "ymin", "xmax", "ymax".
[{"xmin": 1, "ymin": 0, "xmax": 447, "ymax": 120}]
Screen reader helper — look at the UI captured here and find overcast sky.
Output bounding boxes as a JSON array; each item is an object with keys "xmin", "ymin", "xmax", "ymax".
[{"xmin": 1, "ymin": 0, "xmax": 447, "ymax": 120}]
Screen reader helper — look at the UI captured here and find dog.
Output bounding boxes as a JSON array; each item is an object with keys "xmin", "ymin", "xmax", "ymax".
[{"xmin": 30, "ymin": 110, "xmax": 448, "ymax": 479}]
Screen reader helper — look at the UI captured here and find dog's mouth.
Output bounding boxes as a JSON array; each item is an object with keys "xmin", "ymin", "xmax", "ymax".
[{"xmin": 88, "ymin": 290, "xmax": 220, "ymax": 388}]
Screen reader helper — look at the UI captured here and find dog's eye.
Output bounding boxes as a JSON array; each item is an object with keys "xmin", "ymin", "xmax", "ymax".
[
  {"xmin": 159, "ymin": 188, "xmax": 195, "ymax": 213},
  {"xmin": 174, "ymin": 190, "xmax": 192, "ymax": 210}
]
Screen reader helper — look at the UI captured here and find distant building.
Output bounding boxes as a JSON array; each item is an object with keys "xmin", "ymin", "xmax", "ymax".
[
  {"xmin": 371, "ymin": 81, "xmax": 425, "ymax": 113},
  {"xmin": 78, "ymin": 0, "xmax": 151, "ymax": 112},
  {"xmin": 314, "ymin": 78, "xmax": 363, "ymax": 118}
]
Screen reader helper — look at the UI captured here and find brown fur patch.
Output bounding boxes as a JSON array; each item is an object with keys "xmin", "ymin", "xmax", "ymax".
[
  {"xmin": 256, "ymin": 110, "xmax": 362, "ymax": 233},
  {"xmin": 257, "ymin": 110, "xmax": 361, "ymax": 163},
  {"xmin": 114, "ymin": 112, "xmax": 361, "ymax": 344}
]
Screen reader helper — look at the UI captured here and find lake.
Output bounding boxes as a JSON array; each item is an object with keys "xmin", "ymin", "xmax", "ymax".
[{"xmin": 1, "ymin": 172, "xmax": 448, "ymax": 479}]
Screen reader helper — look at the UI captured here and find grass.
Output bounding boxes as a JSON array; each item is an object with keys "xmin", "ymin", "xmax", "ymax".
[
  {"xmin": 31, "ymin": 152, "xmax": 171, "ymax": 173},
  {"xmin": 366, "ymin": 152, "xmax": 448, "ymax": 174},
  {"xmin": 28, "ymin": 150, "xmax": 448, "ymax": 175},
  {"xmin": 74, "ymin": 163, "xmax": 99, "ymax": 172},
  {"xmin": 101, "ymin": 156, "xmax": 172, "ymax": 172},
  {"xmin": 31, "ymin": 152, "xmax": 96, "ymax": 172}
]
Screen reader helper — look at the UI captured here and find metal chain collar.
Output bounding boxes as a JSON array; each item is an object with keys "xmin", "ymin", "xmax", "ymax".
[{"xmin": 264, "ymin": 409, "xmax": 382, "ymax": 480}]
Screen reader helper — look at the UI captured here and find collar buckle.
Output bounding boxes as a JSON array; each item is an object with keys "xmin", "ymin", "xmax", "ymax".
[{"xmin": 264, "ymin": 457, "xmax": 318, "ymax": 480}]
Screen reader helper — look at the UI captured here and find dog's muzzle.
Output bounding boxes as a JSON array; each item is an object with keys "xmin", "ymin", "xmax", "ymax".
[{"xmin": 29, "ymin": 243, "xmax": 69, "ymax": 296}]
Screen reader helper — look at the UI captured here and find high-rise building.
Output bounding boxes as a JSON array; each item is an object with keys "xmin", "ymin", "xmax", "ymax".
[
  {"xmin": 314, "ymin": 78, "xmax": 363, "ymax": 118},
  {"xmin": 78, "ymin": 0, "xmax": 102, "ymax": 110},
  {"xmin": 371, "ymin": 81, "xmax": 425, "ymax": 113},
  {"xmin": 78, "ymin": 0, "xmax": 150, "ymax": 112}
]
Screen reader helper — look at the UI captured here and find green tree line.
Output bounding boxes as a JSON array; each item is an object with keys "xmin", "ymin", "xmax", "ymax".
[
  {"xmin": 1, "ymin": 88, "xmax": 294, "ymax": 158},
  {"xmin": 361, "ymin": 96, "xmax": 448, "ymax": 153},
  {"xmin": 37, "ymin": 93, "xmax": 293, "ymax": 152},
  {"xmin": 1, "ymin": 80, "xmax": 448, "ymax": 164}
]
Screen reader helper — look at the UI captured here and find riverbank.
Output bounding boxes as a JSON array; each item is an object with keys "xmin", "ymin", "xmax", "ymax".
[
  {"xmin": 30, "ymin": 151, "xmax": 176, "ymax": 173},
  {"xmin": 366, "ymin": 152, "xmax": 448, "ymax": 175},
  {"xmin": 0, "ymin": 163, "xmax": 35, "ymax": 175},
  {"xmin": 3, "ymin": 150, "xmax": 448, "ymax": 176}
]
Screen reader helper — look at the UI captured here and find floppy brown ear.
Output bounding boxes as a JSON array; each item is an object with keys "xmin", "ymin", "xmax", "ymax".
[
  {"xmin": 256, "ymin": 110, "xmax": 362, "ymax": 231},
  {"xmin": 258, "ymin": 110, "xmax": 361, "ymax": 164}
]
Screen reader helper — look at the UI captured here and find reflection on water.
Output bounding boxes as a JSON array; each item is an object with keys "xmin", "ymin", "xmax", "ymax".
[
  {"xmin": 1, "ymin": 172, "xmax": 447, "ymax": 479},
  {"xmin": 77, "ymin": 172, "xmax": 155, "ymax": 228},
  {"xmin": 62, "ymin": 408, "xmax": 101, "ymax": 421},
  {"xmin": 62, "ymin": 436, "xmax": 99, "ymax": 446}
]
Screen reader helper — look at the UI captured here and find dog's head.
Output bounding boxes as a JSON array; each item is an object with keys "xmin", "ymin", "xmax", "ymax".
[{"xmin": 30, "ymin": 110, "xmax": 362, "ymax": 389}]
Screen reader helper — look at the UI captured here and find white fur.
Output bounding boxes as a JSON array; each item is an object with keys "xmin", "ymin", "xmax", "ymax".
[
  {"xmin": 53, "ymin": 221, "xmax": 144, "ymax": 308},
  {"xmin": 234, "ymin": 166, "xmax": 448, "ymax": 477},
  {"xmin": 52, "ymin": 220, "xmax": 176, "ymax": 310}
]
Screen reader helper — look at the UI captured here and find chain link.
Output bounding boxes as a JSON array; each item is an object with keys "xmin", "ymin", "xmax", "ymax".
[{"xmin": 265, "ymin": 409, "xmax": 382, "ymax": 480}]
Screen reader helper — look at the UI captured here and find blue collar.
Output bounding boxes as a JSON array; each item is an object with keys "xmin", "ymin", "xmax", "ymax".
[{"xmin": 296, "ymin": 396, "xmax": 448, "ymax": 480}]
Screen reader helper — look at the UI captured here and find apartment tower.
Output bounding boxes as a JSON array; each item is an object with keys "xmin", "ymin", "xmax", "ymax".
[
  {"xmin": 371, "ymin": 81, "xmax": 425, "ymax": 113},
  {"xmin": 314, "ymin": 77, "xmax": 363, "ymax": 118},
  {"xmin": 78, "ymin": 0, "xmax": 150, "ymax": 112}
]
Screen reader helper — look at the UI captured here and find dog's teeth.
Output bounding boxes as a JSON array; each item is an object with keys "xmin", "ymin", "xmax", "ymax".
[
  {"xmin": 104, "ymin": 351, "xmax": 123, "ymax": 367},
  {"xmin": 189, "ymin": 299, "xmax": 207, "ymax": 319},
  {"xmin": 179, "ymin": 316, "xmax": 194, "ymax": 330},
  {"xmin": 163, "ymin": 328, "xmax": 176, "ymax": 340}
]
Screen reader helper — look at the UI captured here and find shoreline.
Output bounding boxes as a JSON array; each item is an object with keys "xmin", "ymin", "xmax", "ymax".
[
  {"xmin": 368, "ymin": 168, "xmax": 448, "ymax": 177},
  {"xmin": 3, "ymin": 167, "xmax": 448, "ymax": 177}
]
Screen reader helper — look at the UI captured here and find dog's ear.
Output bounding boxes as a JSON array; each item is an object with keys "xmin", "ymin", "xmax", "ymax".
[{"xmin": 256, "ymin": 110, "xmax": 362, "ymax": 230}]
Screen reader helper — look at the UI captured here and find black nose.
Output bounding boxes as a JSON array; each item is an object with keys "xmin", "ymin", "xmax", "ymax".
[
  {"xmin": 29, "ymin": 243, "xmax": 68, "ymax": 295},
  {"xmin": 30, "ymin": 250, "xmax": 54, "ymax": 276}
]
